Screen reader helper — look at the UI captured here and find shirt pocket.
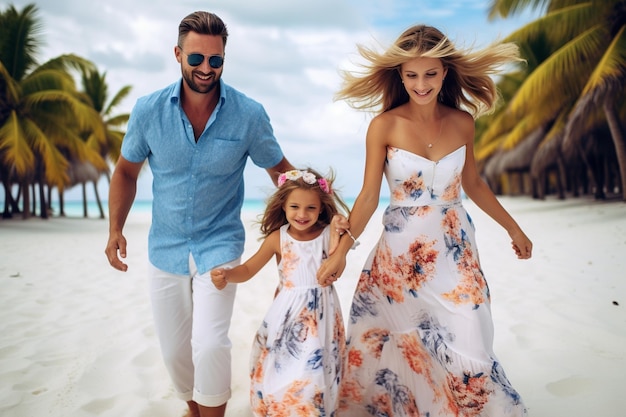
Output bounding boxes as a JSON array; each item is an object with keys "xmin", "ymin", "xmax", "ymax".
[{"xmin": 203, "ymin": 137, "xmax": 247, "ymax": 175}]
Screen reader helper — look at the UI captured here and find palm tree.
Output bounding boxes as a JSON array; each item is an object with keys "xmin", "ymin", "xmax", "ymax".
[
  {"xmin": 57, "ymin": 69, "xmax": 131, "ymax": 218},
  {"xmin": 484, "ymin": 0, "xmax": 626, "ymax": 200},
  {"xmin": 0, "ymin": 3, "xmax": 105, "ymax": 218},
  {"xmin": 474, "ymin": 33, "xmax": 554, "ymax": 196}
]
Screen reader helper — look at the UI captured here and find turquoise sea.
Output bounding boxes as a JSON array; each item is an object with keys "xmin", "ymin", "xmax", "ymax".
[{"xmin": 48, "ymin": 197, "xmax": 390, "ymax": 219}]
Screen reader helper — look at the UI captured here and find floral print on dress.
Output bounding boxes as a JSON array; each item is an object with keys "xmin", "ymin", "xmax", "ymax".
[
  {"xmin": 339, "ymin": 145, "xmax": 527, "ymax": 417},
  {"xmin": 392, "ymin": 170, "xmax": 426, "ymax": 201},
  {"xmin": 441, "ymin": 170, "xmax": 462, "ymax": 202},
  {"xmin": 250, "ymin": 225, "xmax": 345, "ymax": 417},
  {"xmin": 367, "ymin": 235, "xmax": 438, "ymax": 304},
  {"xmin": 279, "ymin": 240, "xmax": 298, "ymax": 289},
  {"xmin": 441, "ymin": 207, "xmax": 489, "ymax": 309}
]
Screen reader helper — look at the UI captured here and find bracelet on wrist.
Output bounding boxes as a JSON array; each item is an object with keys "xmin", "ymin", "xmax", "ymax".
[{"xmin": 345, "ymin": 229, "xmax": 360, "ymax": 249}]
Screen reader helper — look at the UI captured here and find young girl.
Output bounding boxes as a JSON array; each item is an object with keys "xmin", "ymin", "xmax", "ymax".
[
  {"xmin": 318, "ymin": 25, "xmax": 532, "ymax": 416},
  {"xmin": 211, "ymin": 168, "xmax": 350, "ymax": 417}
]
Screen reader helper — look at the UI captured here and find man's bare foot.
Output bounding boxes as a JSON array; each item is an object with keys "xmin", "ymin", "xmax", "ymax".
[
  {"xmin": 184, "ymin": 401, "xmax": 200, "ymax": 417},
  {"xmin": 198, "ymin": 403, "xmax": 227, "ymax": 417},
  {"xmin": 183, "ymin": 400, "xmax": 227, "ymax": 417}
]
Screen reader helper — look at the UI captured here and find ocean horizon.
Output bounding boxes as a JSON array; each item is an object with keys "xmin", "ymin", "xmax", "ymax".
[{"xmin": 39, "ymin": 197, "xmax": 392, "ymax": 219}]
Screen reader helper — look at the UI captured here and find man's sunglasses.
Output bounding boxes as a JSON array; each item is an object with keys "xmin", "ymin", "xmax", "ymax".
[{"xmin": 180, "ymin": 49, "xmax": 224, "ymax": 68}]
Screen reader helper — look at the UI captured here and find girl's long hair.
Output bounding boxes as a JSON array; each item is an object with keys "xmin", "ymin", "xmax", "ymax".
[
  {"xmin": 259, "ymin": 167, "xmax": 350, "ymax": 238},
  {"xmin": 335, "ymin": 24, "xmax": 524, "ymax": 118}
]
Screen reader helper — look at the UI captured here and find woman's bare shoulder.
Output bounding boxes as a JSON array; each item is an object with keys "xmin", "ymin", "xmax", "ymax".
[
  {"xmin": 444, "ymin": 107, "xmax": 474, "ymax": 135},
  {"xmin": 371, "ymin": 106, "xmax": 409, "ymax": 130}
]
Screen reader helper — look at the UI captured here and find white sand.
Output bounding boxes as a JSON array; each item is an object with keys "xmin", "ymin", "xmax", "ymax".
[{"xmin": 1, "ymin": 196, "xmax": 625, "ymax": 417}]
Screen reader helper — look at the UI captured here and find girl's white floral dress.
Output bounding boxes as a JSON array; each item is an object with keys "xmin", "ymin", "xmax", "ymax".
[{"xmin": 250, "ymin": 224, "xmax": 346, "ymax": 417}]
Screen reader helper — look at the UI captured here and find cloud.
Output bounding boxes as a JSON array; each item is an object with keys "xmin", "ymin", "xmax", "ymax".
[{"xmin": 8, "ymin": 0, "xmax": 538, "ymax": 200}]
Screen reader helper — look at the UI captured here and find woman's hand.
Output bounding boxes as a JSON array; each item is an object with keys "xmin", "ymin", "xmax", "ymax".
[
  {"xmin": 509, "ymin": 229, "xmax": 533, "ymax": 259},
  {"xmin": 329, "ymin": 215, "xmax": 351, "ymax": 255}
]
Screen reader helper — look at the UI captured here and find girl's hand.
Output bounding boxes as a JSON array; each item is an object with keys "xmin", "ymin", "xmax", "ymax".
[
  {"xmin": 210, "ymin": 268, "xmax": 228, "ymax": 290},
  {"xmin": 318, "ymin": 252, "xmax": 346, "ymax": 287},
  {"xmin": 509, "ymin": 229, "xmax": 533, "ymax": 259}
]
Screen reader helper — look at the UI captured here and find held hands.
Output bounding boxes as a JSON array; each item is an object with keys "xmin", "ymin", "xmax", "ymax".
[
  {"xmin": 509, "ymin": 229, "xmax": 533, "ymax": 260},
  {"xmin": 328, "ymin": 214, "xmax": 351, "ymax": 255},
  {"xmin": 318, "ymin": 215, "xmax": 351, "ymax": 287},
  {"xmin": 210, "ymin": 268, "xmax": 228, "ymax": 290},
  {"xmin": 317, "ymin": 254, "xmax": 346, "ymax": 287}
]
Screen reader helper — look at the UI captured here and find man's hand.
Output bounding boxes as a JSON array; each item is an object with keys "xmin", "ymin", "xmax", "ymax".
[{"xmin": 105, "ymin": 232, "xmax": 129, "ymax": 272}]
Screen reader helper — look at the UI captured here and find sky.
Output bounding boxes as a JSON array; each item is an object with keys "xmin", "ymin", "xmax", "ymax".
[{"xmin": 6, "ymin": 0, "xmax": 540, "ymax": 201}]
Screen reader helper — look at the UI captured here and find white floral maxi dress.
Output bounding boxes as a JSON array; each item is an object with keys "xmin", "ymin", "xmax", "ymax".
[
  {"xmin": 339, "ymin": 146, "xmax": 527, "ymax": 417},
  {"xmin": 250, "ymin": 224, "xmax": 346, "ymax": 417}
]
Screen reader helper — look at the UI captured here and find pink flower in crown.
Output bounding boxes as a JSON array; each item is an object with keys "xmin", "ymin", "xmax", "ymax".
[
  {"xmin": 277, "ymin": 169, "xmax": 331, "ymax": 193},
  {"xmin": 317, "ymin": 178, "xmax": 331, "ymax": 194}
]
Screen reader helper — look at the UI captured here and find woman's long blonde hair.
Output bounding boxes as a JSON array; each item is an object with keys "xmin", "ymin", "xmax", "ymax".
[{"xmin": 335, "ymin": 24, "xmax": 523, "ymax": 118}]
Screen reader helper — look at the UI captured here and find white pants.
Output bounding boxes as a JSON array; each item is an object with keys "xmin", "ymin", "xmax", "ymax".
[{"xmin": 148, "ymin": 255, "xmax": 239, "ymax": 407}]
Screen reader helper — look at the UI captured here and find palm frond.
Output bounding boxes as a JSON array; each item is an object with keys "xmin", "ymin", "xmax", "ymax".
[
  {"xmin": 580, "ymin": 25, "xmax": 626, "ymax": 98},
  {"xmin": 508, "ymin": 25, "xmax": 607, "ymax": 116},
  {"xmin": 23, "ymin": 90, "xmax": 105, "ymax": 139},
  {"xmin": 106, "ymin": 114, "xmax": 130, "ymax": 127},
  {"xmin": 31, "ymin": 130, "xmax": 69, "ymax": 187},
  {"xmin": 0, "ymin": 111, "xmax": 35, "ymax": 174},
  {"xmin": 0, "ymin": 61, "xmax": 21, "ymax": 106},
  {"xmin": 105, "ymin": 85, "xmax": 133, "ymax": 116},
  {"xmin": 563, "ymin": 26, "xmax": 626, "ymax": 149},
  {"xmin": 104, "ymin": 130, "xmax": 124, "ymax": 163},
  {"xmin": 0, "ymin": 3, "xmax": 43, "ymax": 81},
  {"xmin": 475, "ymin": 133, "xmax": 507, "ymax": 161},
  {"xmin": 502, "ymin": 3, "xmax": 600, "ymax": 47},
  {"xmin": 477, "ymin": 106, "xmax": 521, "ymax": 148},
  {"xmin": 35, "ymin": 54, "xmax": 96, "ymax": 76},
  {"xmin": 487, "ymin": 0, "xmax": 550, "ymax": 19},
  {"xmin": 21, "ymin": 69, "xmax": 77, "ymax": 95},
  {"xmin": 81, "ymin": 69, "xmax": 108, "ymax": 113},
  {"xmin": 501, "ymin": 110, "xmax": 554, "ymax": 150}
]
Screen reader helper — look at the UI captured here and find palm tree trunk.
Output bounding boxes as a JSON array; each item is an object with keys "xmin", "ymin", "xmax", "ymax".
[
  {"xmin": 21, "ymin": 182, "xmax": 31, "ymax": 219},
  {"xmin": 82, "ymin": 183, "xmax": 88, "ymax": 218},
  {"xmin": 31, "ymin": 183, "xmax": 37, "ymax": 215},
  {"xmin": 59, "ymin": 189, "xmax": 66, "ymax": 216},
  {"xmin": 603, "ymin": 100, "xmax": 626, "ymax": 201},
  {"xmin": 92, "ymin": 180, "xmax": 105, "ymax": 219},
  {"xmin": 2, "ymin": 179, "xmax": 13, "ymax": 218},
  {"xmin": 38, "ymin": 181, "xmax": 48, "ymax": 219}
]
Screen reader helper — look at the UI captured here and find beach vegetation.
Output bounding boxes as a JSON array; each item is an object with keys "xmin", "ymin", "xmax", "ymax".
[
  {"xmin": 476, "ymin": 0, "xmax": 626, "ymax": 201},
  {"xmin": 0, "ymin": 3, "xmax": 130, "ymax": 219}
]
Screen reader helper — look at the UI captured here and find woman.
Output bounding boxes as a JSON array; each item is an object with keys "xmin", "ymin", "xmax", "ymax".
[{"xmin": 318, "ymin": 25, "xmax": 532, "ymax": 416}]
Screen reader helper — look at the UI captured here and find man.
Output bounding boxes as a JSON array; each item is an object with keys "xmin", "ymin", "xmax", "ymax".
[{"xmin": 105, "ymin": 11, "xmax": 293, "ymax": 417}]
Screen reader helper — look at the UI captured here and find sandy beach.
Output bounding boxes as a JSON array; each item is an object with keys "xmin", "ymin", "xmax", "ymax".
[{"xmin": 1, "ymin": 196, "xmax": 625, "ymax": 417}]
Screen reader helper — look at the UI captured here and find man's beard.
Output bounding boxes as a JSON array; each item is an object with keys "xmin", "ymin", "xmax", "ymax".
[{"xmin": 183, "ymin": 69, "xmax": 220, "ymax": 94}]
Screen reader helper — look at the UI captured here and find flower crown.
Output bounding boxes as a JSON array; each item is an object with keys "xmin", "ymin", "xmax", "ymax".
[{"xmin": 277, "ymin": 170, "xmax": 331, "ymax": 194}]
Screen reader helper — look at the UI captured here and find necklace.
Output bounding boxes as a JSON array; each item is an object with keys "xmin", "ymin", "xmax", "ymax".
[{"xmin": 427, "ymin": 117, "xmax": 444, "ymax": 148}]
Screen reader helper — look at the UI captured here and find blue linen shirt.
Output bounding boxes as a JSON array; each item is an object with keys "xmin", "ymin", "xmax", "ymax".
[{"xmin": 121, "ymin": 78, "xmax": 284, "ymax": 275}]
